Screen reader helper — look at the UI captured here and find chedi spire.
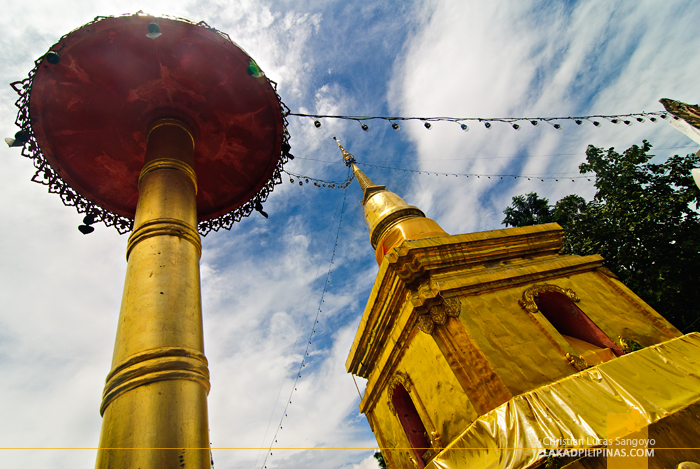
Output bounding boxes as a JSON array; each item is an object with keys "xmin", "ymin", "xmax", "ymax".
[{"xmin": 334, "ymin": 137, "xmax": 448, "ymax": 264}]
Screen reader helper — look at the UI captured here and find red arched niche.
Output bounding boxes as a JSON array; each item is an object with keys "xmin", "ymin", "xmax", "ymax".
[
  {"xmin": 391, "ymin": 384, "xmax": 431, "ymax": 467},
  {"xmin": 536, "ymin": 291, "xmax": 623, "ymax": 356}
]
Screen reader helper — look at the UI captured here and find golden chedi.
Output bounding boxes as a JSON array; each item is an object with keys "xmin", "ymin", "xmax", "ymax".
[{"xmin": 339, "ymin": 140, "xmax": 700, "ymax": 469}]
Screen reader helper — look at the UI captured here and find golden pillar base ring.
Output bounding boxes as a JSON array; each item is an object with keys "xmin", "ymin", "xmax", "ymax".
[
  {"xmin": 127, "ymin": 218, "xmax": 202, "ymax": 260},
  {"xmin": 101, "ymin": 346, "xmax": 210, "ymax": 416}
]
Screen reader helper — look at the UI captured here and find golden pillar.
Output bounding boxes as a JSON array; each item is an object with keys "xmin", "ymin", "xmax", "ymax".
[{"xmin": 95, "ymin": 119, "xmax": 211, "ymax": 469}]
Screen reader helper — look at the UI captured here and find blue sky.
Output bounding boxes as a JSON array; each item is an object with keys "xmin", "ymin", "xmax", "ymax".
[{"xmin": 1, "ymin": 1, "xmax": 699, "ymax": 468}]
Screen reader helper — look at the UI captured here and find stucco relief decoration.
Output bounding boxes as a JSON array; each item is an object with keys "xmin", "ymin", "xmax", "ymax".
[
  {"xmin": 565, "ymin": 352, "xmax": 590, "ymax": 371},
  {"xmin": 518, "ymin": 284, "xmax": 580, "ymax": 314},
  {"xmin": 415, "ymin": 297, "xmax": 461, "ymax": 335},
  {"xmin": 421, "ymin": 431, "xmax": 444, "ymax": 461},
  {"xmin": 387, "ymin": 371, "xmax": 412, "ymax": 416},
  {"xmin": 619, "ymin": 336, "xmax": 644, "ymax": 354}
]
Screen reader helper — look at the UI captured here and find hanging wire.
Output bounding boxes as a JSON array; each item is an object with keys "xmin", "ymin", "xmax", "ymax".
[
  {"xmin": 352, "ymin": 374, "xmax": 363, "ymax": 399},
  {"xmin": 251, "ymin": 171, "xmax": 351, "ymax": 469},
  {"xmin": 289, "ymin": 111, "xmax": 669, "ymax": 131},
  {"xmin": 284, "ymin": 163, "xmax": 592, "ymax": 187},
  {"xmin": 259, "ymin": 168, "xmax": 354, "ymax": 469},
  {"xmin": 354, "ymin": 162, "xmax": 592, "ymax": 181},
  {"xmin": 282, "ymin": 169, "xmax": 353, "ymax": 189}
]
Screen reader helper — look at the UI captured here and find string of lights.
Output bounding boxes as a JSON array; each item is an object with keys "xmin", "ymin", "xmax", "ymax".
[
  {"xmin": 282, "ymin": 169, "xmax": 354, "ymax": 189},
  {"xmin": 259, "ymin": 169, "xmax": 354, "ymax": 469},
  {"xmin": 284, "ymin": 163, "xmax": 592, "ymax": 185},
  {"xmin": 354, "ymin": 162, "xmax": 592, "ymax": 182},
  {"xmin": 289, "ymin": 110, "xmax": 676, "ymax": 132},
  {"xmin": 252, "ymin": 175, "xmax": 350, "ymax": 469}
]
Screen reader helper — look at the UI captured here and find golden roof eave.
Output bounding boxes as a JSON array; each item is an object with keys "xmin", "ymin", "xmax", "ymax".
[{"xmin": 346, "ymin": 223, "xmax": 584, "ymax": 377}]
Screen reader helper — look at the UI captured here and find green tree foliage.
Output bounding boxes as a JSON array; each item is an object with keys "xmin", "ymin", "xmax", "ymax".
[
  {"xmin": 373, "ymin": 451, "xmax": 387, "ymax": 468},
  {"xmin": 502, "ymin": 141, "xmax": 700, "ymax": 332},
  {"xmin": 502, "ymin": 192, "xmax": 554, "ymax": 227}
]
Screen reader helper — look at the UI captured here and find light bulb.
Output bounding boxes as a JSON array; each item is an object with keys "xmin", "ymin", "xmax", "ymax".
[
  {"xmin": 46, "ymin": 51, "xmax": 61, "ymax": 64},
  {"xmin": 246, "ymin": 60, "xmax": 264, "ymax": 77},
  {"xmin": 146, "ymin": 22, "xmax": 162, "ymax": 39},
  {"xmin": 5, "ymin": 130, "xmax": 29, "ymax": 147}
]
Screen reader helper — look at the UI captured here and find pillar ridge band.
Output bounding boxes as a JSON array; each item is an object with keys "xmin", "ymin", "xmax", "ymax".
[
  {"xmin": 126, "ymin": 218, "xmax": 202, "ymax": 260},
  {"xmin": 100, "ymin": 346, "xmax": 210, "ymax": 416},
  {"xmin": 139, "ymin": 158, "xmax": 198, "ymax": 194}
]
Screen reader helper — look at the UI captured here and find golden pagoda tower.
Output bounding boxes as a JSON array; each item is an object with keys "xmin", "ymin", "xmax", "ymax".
[{"xmin": 338, "ymin": 139, "xmax": 700, "ymax": 469}]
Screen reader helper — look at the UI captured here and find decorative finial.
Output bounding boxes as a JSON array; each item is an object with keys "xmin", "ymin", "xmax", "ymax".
[
  {"xmin": 334, "ymin": 137, "xmax": 356, "ymax": 166},
  {"xmin": 333, "ymin": 137, "xmax": 383, "ymax": 200}
]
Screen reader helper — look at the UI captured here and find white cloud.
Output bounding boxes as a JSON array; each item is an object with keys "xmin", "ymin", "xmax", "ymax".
[
  {"xmin": 189, "ymin": 0, "xmax": 322, "ymax": 100},
  {"xmin": 343, "ymin": 452, "xmax": 382, "ymax": 469},
  {"xmin": 388, "ymin": 0, "xmax": 700, "ymax": 234}
]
